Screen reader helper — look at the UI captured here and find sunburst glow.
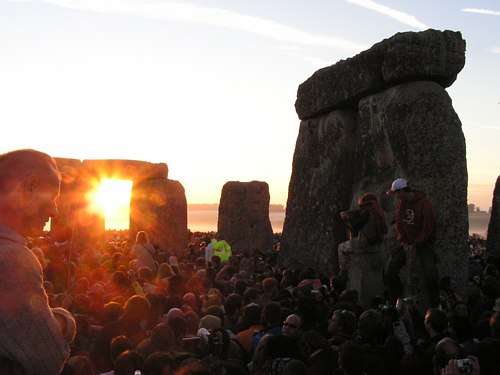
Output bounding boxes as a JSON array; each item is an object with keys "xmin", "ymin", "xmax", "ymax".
[{"xmin": 88, "ymin": 179, "xmax": 133, "ymax": 229}]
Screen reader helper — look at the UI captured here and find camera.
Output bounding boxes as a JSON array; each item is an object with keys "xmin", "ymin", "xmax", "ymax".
[
  {"xmin": 456, "ymin": 358, "xmax": 472, "ymax": 375},
  {"xmin": 378, "ymin": 304, "xmax": 390, "ymax": 311},
  {"xmin": 208, "ymin": 330, "xmax": 221, "ymax": 346},
  {"xmin": 197, "ymin": 327, "xmax": 226, "ymax": 356}
]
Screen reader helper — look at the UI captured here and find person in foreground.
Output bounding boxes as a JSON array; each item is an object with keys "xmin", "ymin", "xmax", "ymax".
[
  {"xmin": 0, "ymin": 149, "xmax": 75, "ymax": 374},
  {"xmin": 384, "ymin": 178, "xmax": 440, "ymax": 308}
]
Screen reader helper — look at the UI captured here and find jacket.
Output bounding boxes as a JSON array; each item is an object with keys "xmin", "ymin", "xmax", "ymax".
[
  {"xmin": 396, "ymin": 191, "xmax": 436, "ymax": 246},
  {"xmin": 0, "ymin": 225, "xmax": 72, "ymax": 375}
]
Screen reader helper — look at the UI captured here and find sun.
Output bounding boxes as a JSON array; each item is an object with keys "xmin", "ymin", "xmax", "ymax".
[{"xmin": 88, "ymin": 179, "xmax": 133, "ymax": 229}]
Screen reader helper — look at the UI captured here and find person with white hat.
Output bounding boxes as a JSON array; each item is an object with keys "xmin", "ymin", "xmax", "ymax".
[{"xmin": 385, "ymin": 178, "xmax": 440, "ymax": 308}]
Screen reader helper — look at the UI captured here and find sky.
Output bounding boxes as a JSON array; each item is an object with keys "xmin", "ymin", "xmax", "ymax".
[{"xmin": 1, "ymin": 0, "xmax": 499, "ymax": 212}]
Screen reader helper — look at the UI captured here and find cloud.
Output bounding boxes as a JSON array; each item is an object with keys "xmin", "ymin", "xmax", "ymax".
[
  {"xmin": 346, "ymin": 0, "xmax": 428, "ymax": 30},
  {"xmin": 489, "ymin": 47, "xmax": 500, "ymax": 54},
  {"xmin": 270, "ymin": 46, "xmax": 303, "ymax": 52},
  {"xmin": 480, "ymin": 125, "xmax": 500, "ymax": 130},
  {"xmin": 268, "ymin": 46, "xmax": 333, "ymax": 68},
  {"xmin": 17, "ymin": 0, "xmax": 368, "ymax": 51},
  {"xmin": 462, "ymin": 8, "xmax": 500, "ymax": 16},
  {"xmin": 465, "ymin": 121, "xmax": 500, "ymax": 130}
]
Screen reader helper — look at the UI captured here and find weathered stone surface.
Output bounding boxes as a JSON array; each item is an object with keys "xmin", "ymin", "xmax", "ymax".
[
  {"xmin": 53, "ymin": 158, "xmax": 82, "ymax": 242},
  {"xmin": 295, "ymin": 51, "xmax": 385, "ymax": 120},
  {"xmin": 279, "ymin": 110, "xmax": 358, "ymax": 275},
  {"xmin": 281, "ymin": 80, "xmax": 468, "ymax": 291},
  {"xmin": 347, "ymin": 249, "xmax": 385, "ymax": 309},
  {"xmin": 53, "ymin": 159, "xmax": 106, "ymax": 254},
  {"xmin": 357, "ymin": 81, "xmax": 469, "ymax": 289},
  {"xmin": 130, "ymin": 178, "xmax": 188, "ymax": 258},
  {"xmin": 218, "ymin": 181, "xmax": 274, "ymax": 255},
  {"xmin": 381, "ymin": 30, "xmax": 466, "ymax": 86},
  {"xmin": 487, "ymin": 176, "xmax": 500, "ymax": 257},
  {"xmin": 295, "ymin": 29, "xmax": 465, "ymax": 120}
]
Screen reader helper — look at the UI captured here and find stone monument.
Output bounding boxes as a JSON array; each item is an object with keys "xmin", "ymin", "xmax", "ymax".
[
  {"xmin": 280, "ymin": 29, "xmax": 469, "ymax": 305},
  {"xmin": 52, "ymin": 158, "xmax": 188, "ymax": 257},
  {"xmin": 217, "ymin": 181, "xmax": 275, "ymax": 255}
]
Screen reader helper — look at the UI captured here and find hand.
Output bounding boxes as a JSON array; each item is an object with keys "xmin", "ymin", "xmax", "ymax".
[
  {"xmin": 404, "ymin": 244, "xmax": 416, "ymax": 258},
  {"xmin": 468, "ymin": 356, "xmax": 480, "ymax": 375},
  {"xmin": 441, "ymin": 357, "xmax": 480, "ymax": 375},
  {"xmin": 441, "ymin": 359, "xmax": 459, "ymax": 375},
  {"xmin": 404, "ymin": 297, "xmax": 418, "ymax": 312}
]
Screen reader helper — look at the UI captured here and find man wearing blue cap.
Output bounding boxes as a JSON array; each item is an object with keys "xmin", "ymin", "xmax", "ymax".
[{"xmin": 385, "ymin": 178, "xmax": 440, "ymax": 309}]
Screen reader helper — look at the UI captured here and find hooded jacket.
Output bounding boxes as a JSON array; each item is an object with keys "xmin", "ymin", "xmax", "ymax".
[
  {"xmin": 396, "ymin": 191, "xmax": 436, "ymax": 246},
  {"xmin": 358, "ymin": 200, "xmax": 388, "ymax": 245}
]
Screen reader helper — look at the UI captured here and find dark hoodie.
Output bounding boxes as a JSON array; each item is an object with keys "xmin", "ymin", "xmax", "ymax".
[
  {"xmin": 359, "ymin": 200, "xmax": 389, "ymax": 245},
  {"xmin": 396, "ymin": 191, "xmax": 436, "ymax": 246}
]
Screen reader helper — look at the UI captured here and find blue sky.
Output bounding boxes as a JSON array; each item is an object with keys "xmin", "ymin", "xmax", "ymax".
[{"xmin": 1, "ymin": 0, "xmax": 499, "ymax": 210}]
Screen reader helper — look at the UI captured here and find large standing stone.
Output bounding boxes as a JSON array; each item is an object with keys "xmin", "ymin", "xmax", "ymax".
[
  {"xmin": 487, "ymin": 176, "xmax": 500, "ymax": 257},
  {"xmin": 130, "ymin": 178, "xmax": 188, "ymax": 258},
  {"xmin": 53, "ymin": 158, "xmax": 82, "ymax": 242},
  {"xmin": 348, "ymin": 247, "xmax": 385, "ymax": 309},
  {"xmin": 218, "ymin": 181, "xmax": 274, "ymax": 255},
  {"xmin": 279, "ymin": 110, "xmax": 358, "ymax": 274},
  {"xmin": 357, "ymin": 81, "xmax": 468, "ymax": 289},
  {"xmin": 281, "ymin": 29, "xmax": 468, "ymax": 301}
]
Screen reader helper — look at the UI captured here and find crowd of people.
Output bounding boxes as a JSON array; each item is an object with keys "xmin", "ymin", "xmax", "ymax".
[
  {"xmin": 1, "ymin": 149, "xmax": 499, "ymax": 375},
  {"xmin": 17, "ymin": 226, "xmax": 496, "ymax": 375}
]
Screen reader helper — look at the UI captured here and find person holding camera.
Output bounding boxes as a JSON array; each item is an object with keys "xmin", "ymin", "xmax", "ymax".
[
  {"xmin": 434, "ymin": 337, "xmax": 480, "ymax": 375},
  {"xmin": 440, "ymin": 357, "xmax": 480, "ymax": 375},
  {"xmin": 338, "ymin": 192, "xmax": 388, "ymax": 272},
  {"xmin": 414, "ymin": 307, "xmax": 449, "ymax": 374}
]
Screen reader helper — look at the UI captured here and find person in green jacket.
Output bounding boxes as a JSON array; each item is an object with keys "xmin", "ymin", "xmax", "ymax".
[{"xmin": 212, "ymin": 235, "xmax": 232, "ymax": 263}]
